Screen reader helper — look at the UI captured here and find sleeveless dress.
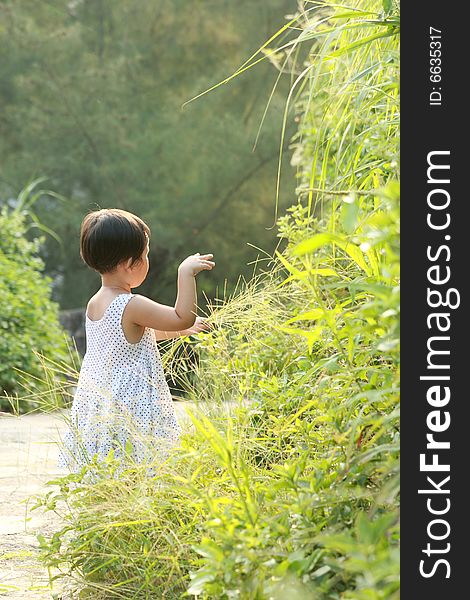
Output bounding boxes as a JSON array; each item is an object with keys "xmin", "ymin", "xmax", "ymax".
[{"xmin": 57, "ymin": 293, "xmax": 182, "ymax": 476}]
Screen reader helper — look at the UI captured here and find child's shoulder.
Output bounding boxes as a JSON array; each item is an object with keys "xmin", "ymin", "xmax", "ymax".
[
  {"xmin": 86, "ymin": 290, "xmax": 99, "ymax": 307},
  {"xmin": 85, "ymin": 292, "xmax": 98, "ymax": 317},
  {"xmin": 86, "ymin": 291, "xmax": 129, "ymax": 321}
]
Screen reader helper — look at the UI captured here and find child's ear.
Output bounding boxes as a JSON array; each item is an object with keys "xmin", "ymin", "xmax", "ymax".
[
  {"xmin": 117, "ymin": 258, "xmax": 133, "ymax": 272},
  {"xmin": 126, "ymin": 257, "xmax": 143, "ymax": 271}
]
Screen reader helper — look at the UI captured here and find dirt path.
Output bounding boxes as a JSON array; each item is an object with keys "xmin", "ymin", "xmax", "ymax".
[{"xmin": 0, "ymin": 403, "xmax": 196, "ymax": 598}]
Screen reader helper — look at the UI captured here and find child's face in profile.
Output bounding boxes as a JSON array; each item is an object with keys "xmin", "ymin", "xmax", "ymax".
[{"xmin": 128, "ymin": 237, "xmax": 150, "ymax": 288}]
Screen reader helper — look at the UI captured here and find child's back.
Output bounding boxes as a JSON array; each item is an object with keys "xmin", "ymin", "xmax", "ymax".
[{"xmin": 58, "ymin": 292, "xmax": 181, "ymax": 472}]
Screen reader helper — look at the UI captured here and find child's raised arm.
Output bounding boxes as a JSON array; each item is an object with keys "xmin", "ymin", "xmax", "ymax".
[{"xmin": 125, "ymin": 253, "xmax": 215, "ymax": 331}]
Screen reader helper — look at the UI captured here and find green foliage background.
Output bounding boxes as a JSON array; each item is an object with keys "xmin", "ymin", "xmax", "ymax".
[
  {"xmin": 0, "ymin": 195, "xmax": 70, "ymax": 408},
  {"xmin": 0, "ymin": 0, "xmax": 295, "ymax": 309}
]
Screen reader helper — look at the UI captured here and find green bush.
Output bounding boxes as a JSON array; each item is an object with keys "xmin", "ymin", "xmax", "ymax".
[
  {"xmin": 0, "ymin": 190, "xmax": 71, "ymax": 411},
  {"xmin": 182, "ymin": 181, "xmax": 400, "ymax": 599}
]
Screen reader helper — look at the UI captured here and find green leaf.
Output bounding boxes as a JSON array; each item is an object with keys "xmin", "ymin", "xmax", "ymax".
[
  {"xmin": 341, "ymin": 198, "xmax": 359, "ymax": 233},
  {"xmin": 293, "ymin": 233, "xmax": 372, "ymax": 276},
  {"xmin": 187, "ymin": 571, "xmax": 216, "ymax": 595},
  {"xmin": 286, "ymin": 309, "xmax": 324, "ymax": 323},
  {"xmin": 275, "ymin": 250, "xmax": 304, "ymax": 277},
  {"xmin": 293, "ymin": 233, "xmax": 335, "ymax": 255},
  {"xmin": 193, "ymin": 539, "xmax": 224, "ymax": 562},
  {"xmin": 383, "ymin": 0, "xmax": 393, "ymax": 14},
  {"xmin": 308, "ymin": 267, "xmax": 339, "ymax": 277},
  {"xmin": 325, "ymin": 30, "xmax": 397, "ymax": 59}
]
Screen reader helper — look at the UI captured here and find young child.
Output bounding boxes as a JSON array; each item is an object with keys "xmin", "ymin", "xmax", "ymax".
[{"xmin": 57, "ymin": 208, "xmax": 215, "ymax": 476}]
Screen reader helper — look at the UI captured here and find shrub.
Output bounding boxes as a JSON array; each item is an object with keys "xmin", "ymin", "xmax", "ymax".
[{"xmin": 0, "ymin": 185, "xmax": 72, "ymax": 412}]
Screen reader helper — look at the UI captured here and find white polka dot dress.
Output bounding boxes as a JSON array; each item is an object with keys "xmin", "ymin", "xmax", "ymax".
[{"xmin": 57, "ymin": 293, "xmax": 182, "ymax": 476}]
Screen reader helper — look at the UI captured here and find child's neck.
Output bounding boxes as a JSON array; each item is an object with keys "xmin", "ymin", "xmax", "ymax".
[{"xmin": 101, "ymin": 274, "xmax": 132, "ymax": 294}]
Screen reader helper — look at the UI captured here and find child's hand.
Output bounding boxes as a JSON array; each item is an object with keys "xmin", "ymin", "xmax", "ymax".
[
  {"xmin": 185, "ymin": 316, "xmax": 212, "ymax": 335},
  {"xmin": 178, "ymin": 253, "xmax": 215, "ymax": 277}
]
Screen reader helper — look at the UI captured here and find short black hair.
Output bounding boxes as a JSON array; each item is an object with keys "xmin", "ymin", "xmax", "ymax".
[{"xmin": 80, "ymin": 208, "xmax": 151, "ymax": 274}]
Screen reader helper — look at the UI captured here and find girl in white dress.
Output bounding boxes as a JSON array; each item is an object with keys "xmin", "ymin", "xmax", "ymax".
[{"xmin": 57, "ymin": 208, "xmax": 215, "ymax": 476}]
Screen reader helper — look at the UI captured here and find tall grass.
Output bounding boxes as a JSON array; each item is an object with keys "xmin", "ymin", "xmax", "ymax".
[{"xmin": 31, "ymin": 2, "xmax": 399, "ymax": 598}]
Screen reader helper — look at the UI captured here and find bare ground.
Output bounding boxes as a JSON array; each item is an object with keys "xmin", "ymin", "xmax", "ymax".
[{"xmin": 0, "ymin": 403, "xmax": 196, "ymax": 599}]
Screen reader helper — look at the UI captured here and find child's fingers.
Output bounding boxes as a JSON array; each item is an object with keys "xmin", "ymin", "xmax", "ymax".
[
  {"xmin": 191, "ymin": 317, "xmax": 214, "ymax": 333},
  {"xmin": 200, "ymin": 260, "xmax": 215, "ymax": 269}
]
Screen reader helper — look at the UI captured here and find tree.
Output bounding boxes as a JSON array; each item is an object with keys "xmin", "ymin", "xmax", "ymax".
[{"xmin": 0, "ymin": 0, "xmax": 295, "ymax": 308}]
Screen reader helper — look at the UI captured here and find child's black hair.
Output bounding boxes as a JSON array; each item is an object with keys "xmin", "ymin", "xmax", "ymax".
[{"xmin": 80, "ymin": 208, "xmax": 151, "ymax": 274}]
